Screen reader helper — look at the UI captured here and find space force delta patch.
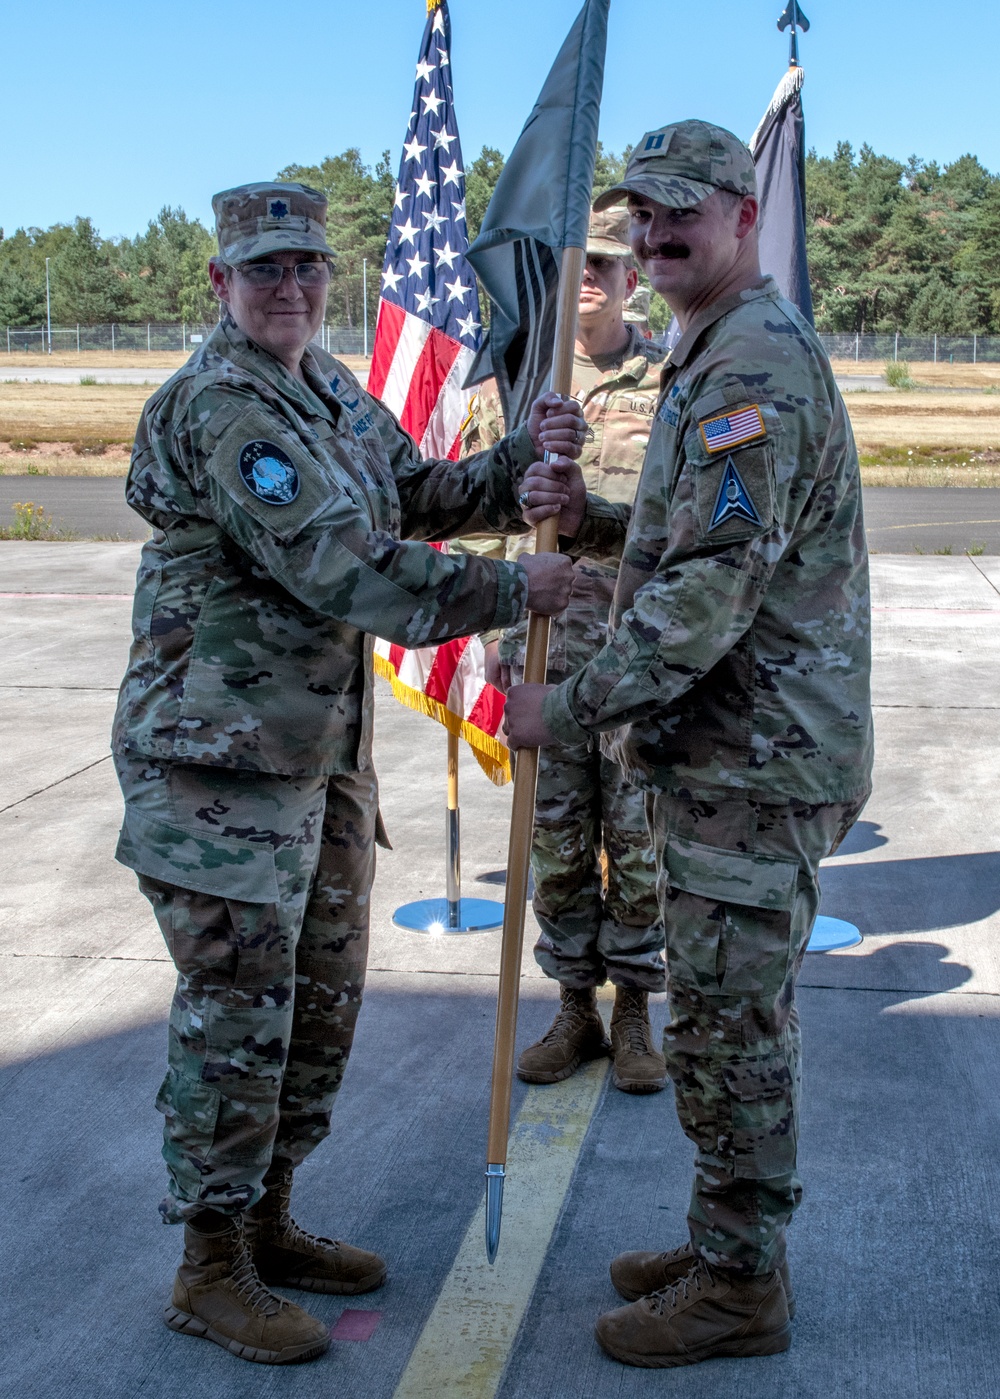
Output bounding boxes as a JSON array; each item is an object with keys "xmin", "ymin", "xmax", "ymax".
[
  {"xmin": 238, "ymin": 440, "xmax": 300, "ymax": 505},
  {"xmin": 710, "ymin": 457, "xmax": 763, "ymax": 530},
  {"xmin": 699, "ymin": 405, "xmax": 765, "ymax": 454}
]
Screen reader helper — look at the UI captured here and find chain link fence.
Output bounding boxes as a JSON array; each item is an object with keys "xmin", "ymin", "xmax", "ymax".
[
  {"xmin": 817, "ymin": 333, "xmax": 1000, "ymax": 364},
  {"xmin": 7, "ymin": 323, "xmax": 999, "ymax": 366},
  {"xmin": 3, "ymin": 322, "xmax": 371, "ymax": 357}
]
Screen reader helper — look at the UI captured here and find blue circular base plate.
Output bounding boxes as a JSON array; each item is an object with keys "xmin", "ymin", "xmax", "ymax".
[
  {"xmin": 806, "ymin": 915, "xmax": 863, "ymax": 953},
  {"xmin": 392, "ymin": 897, "xmax": 504, "ymax": 935}
]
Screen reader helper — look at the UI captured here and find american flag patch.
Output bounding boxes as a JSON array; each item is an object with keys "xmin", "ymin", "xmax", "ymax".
[{"xmin": 699, "ymin": 405, "xmax": 766, "ymax": 454}]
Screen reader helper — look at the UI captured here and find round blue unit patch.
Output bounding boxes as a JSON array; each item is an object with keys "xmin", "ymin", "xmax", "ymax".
[{"xmin": 238, "ymin": 440, "xmax": 300, "ymax": 505}]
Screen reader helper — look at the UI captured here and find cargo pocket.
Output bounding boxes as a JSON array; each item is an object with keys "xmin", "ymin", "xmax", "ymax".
[
  {"xmin": 663, "ymin": 834, "xmax": 799, "ymax": 996},
  {"xmin": 722, "ymin": 1051, "xmax": 796, "ymax": 1180},
  {"xmin": 116, "ymin": 807, "xmax": 280, "ymax": 903},
  {"xmin": 155, "ymin": 1066, "xmax": 222, "ymax": 1202}
]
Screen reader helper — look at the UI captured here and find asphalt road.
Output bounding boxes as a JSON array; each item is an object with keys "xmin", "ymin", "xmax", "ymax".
[{"xmin": 3, "ymin": 477, "xmax": 1000, "ymax": 553}]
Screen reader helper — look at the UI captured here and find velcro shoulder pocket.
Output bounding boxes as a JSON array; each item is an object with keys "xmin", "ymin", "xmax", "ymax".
[
  {"xmin": 682, "ymin": 396, "xmax": 781, "ymax": 545},
  {"xmin": 664, "ymin": 833, "xmax": 798, "ymax": 911},
  {"xmin": 204, "ymin": 406, "xmax": 331, "ymax": 543}
]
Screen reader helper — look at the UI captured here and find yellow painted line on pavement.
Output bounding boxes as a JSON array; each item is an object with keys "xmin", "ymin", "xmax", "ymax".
[
  {"xmin": 868, "ymin": 518, "xmax": 1000, "ymax": 532},
  {"xmin": 392, "ymin": 1057, "xmax": 609, "ymax": 1399}
]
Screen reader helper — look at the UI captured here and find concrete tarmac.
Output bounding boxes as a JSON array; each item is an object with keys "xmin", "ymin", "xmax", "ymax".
[
  {"xmin": 5, "ymin": 476, "xmax": 1000, "ymax": 552},
  {"xmin": 1, "ymin": 543, "xmax": 999, "ymax": 1398}
]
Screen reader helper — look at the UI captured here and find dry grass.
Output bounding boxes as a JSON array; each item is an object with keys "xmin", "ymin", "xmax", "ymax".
[
  {"xmin": 0, "ymin": 381, "xmax": 150, "ymax": 444},
  {"xmin": 858, "ymin": 443, "xmax": 1000, "ymax": 486},
  {"xmin": 1, "ymin": 350, "xmax": 191, "ymax": 369},
  {"xmin": 831, "ymin": 358, "xmax": 1000, "ymax": 390},
  {"xmin": 6, "ymin": 361, "xmax": 998, "ymax": 485},
  {"xmin": 845, "ymin": 390, "xmax": 1000, "ymax": 452}
]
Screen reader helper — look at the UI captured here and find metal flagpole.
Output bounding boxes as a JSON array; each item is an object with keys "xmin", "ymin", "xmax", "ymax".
[
  {"xmin": 485, "ymin": 242, "xmax": 587, "ymax": 1264},
  {"xmin": 392, "ymin": 726, "xmax": 506, "ymax": 935},
  {"xmin": 363, "ymin": 258, "xmax": 369, "ymax": 357},
  {"xmin": 45, "ymin": 258, "xmax": 52, "ymax": 354}
]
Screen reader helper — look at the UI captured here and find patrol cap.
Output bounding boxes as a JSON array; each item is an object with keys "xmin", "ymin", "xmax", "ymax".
[
  {"xmin": 622, "ymin": 286, "xmax": 651, "ymax": 325},
  {"xmin": 213, "ymin": 182, "xmax": 336, "ymax": 265},
  {"xmin": 593, "ymin": 120, "xmax": 756, "ymax": 212},
  {"xmin": 586, "ymin": 207, "xmax": 633, "ymax": 258}
]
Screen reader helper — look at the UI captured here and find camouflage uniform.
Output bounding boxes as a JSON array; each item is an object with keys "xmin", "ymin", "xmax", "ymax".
[
  {"xmin": 544, "ymin": 143, "xmax": 873, "ymax": 1272},
  {"xmin": 114, "ymin": 246, "xmax": 538, "ymax": 1220},
  {"xmin": 462, "ymin": 318, "xmax": 667, "ymax": 992}
]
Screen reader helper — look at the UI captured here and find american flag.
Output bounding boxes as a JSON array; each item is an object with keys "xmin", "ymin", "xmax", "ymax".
[
  {"xmin": 370, "ymin": 0, "xmax": 509, "ymax": 785},
  {"xmin": 700, "ymin": 405, "xmax": 766, "ymax": 453},
  {"xmin": 367, "ymin": 0, "xmax": 481, "ymax": 456}
]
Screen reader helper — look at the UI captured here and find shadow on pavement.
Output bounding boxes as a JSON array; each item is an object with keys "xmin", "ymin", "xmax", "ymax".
[
  {"xmin": 819, "ymin": 850, "xmax": 1000, "ymax": 935},
  {"xmin": 501, "ymin": 944, "xmax": 997, "ymax": 1399},
  {"xmin": 1, "ymin": 947, "xmax": 993, "ymax": 1399}
]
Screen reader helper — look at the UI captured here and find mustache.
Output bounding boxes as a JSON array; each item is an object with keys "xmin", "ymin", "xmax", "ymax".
[{"xmin": 639, "ymin": 242, "xmax": 690, "ymax": 260}]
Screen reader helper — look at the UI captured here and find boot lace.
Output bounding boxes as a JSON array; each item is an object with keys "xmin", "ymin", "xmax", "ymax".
[
  {"xmin": 260, "ymin": 1173, "xmax": 339, "ymax": 1256},
  {"xmin": 613, "ymin": 993, "xmax": 655, "ymax": 1055},
  {"xmin": 539, "ymin": 998, "xmax": 594, "ymax": 1044},
  {"xmin": 228, "ymin": 1230, "xmax": 283, "ymax": 1316},
  {"xmin": 647, "ymin": 1262, "xmax": 706, "ymax": 1316}
]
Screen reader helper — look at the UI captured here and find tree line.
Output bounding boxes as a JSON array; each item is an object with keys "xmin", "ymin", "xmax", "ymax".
[{"xmin": 2, "ymin": 141, "xmax": 998, "ymax": 335}]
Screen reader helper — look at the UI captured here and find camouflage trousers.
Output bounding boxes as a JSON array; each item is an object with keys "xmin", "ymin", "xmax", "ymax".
[
  {"xmin": 647, "ymin": 791, "xmax": 867, "ymax": 1274},
  {"xmin": 114, "ymin": 754, "xmax": 376, "ymax": 1224},
  {"xmin": 524, "ymin": 669, "xmax": 663, "ymax": 992}
]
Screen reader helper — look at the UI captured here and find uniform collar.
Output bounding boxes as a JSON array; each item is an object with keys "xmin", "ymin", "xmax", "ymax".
[
  {"xmin": 666, "ymin": 276, "xmax": 780, "ymax": 371},
  {"xmin": 587, "ymin": 323, "xmax": 664, "ymax": 388},
  {"xmin": 215, "ymin": 318, "xmax": 339, "ymax": 423}
]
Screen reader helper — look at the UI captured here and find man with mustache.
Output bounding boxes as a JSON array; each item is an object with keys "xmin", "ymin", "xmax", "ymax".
[
  {"xmin": 505, "ymin": 121, "xmax": 872, "ymax": 1368},
  {"xmin": 460, "ymin": 210, "xmax": 668, "ymax": 1096}
]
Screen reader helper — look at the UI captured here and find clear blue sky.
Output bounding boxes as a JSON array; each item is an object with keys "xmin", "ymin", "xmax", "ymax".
[{"xmin": 5, "ymin": 0, "xmax": 999, "ymax": 240}]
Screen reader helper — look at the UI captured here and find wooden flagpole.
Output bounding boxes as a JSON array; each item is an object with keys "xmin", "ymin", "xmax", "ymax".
[{"xmin": 485, "ymin": 243, "xmax": 587, "ymax": 1263}]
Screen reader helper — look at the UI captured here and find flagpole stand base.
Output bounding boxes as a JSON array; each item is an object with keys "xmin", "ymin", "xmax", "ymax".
[
  {"xmin": 392, "ymin": 896, "xmax": 504, "ymax": 935},
  {"xmin": 806, "ymin": 915, "xmax": 862, "ymax": 953}
]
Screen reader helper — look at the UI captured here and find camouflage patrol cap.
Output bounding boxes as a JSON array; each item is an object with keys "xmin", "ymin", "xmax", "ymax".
[
  {"xmin": 622, "ymin": 286, "xmax": 651, "ymax": 325},
  {"xmin": 586, "ymin": 207, "xmax": 632, "ymax": 258},
  {"xmin": 593, "ymin": 120, "xmax": 757, "ymax": 212},
  {"xmin": 212, "ymin": 182, "xmax": 336, "ymax": 264}
]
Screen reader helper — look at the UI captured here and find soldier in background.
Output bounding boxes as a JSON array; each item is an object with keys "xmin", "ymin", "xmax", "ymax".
[
  {"xmin": 112, "ymin": 181, "xmax": 580, "ymax": 1366},
  {"xmin": 505, "ymin": 122, "xmax": 873, "ymax": 1368},
  {"xmin": 460, "ymin": 210, "xmax": 669, "ymax": 1095},
  {"xmin": 622, "ymin": 284, "xmax": 654, "ymax": 339}
]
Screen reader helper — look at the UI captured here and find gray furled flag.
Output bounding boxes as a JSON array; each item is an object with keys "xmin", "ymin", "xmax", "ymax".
[
  {"xmin": 464, "ymin": 0, "xmax": 610, "ymax": 427},
  {"xmin": 749, "ymin": 64, "xmax": 814, "ymax": 323}
]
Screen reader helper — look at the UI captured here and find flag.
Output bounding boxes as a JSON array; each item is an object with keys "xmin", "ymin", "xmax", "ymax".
[
  {"xmin": 749, "ymin": 64, "xmax": 814, "ymax": 323},
  {"xmin": 374, "ymin": 625, "xmax": 511, "ymax": 786},
  {"xmin": 465, "ymin": 0, "xmax": 611, "ymax": 428},
  {"xmin": 367, "ymin": 0, "xmax": 482, "ymax": 455},
  {"xmin": 369, "ymin": 0, "xmax": 508, "ymax": 784}
]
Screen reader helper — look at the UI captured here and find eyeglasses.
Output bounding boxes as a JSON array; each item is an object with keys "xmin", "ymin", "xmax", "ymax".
[{"xmin": 236, "ymin": 261, "xmax": 332, "ymax": 289}]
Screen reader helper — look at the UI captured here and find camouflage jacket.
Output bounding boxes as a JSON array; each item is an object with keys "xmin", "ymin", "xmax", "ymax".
[
  {"xmin": 112, "ymin": 318, "xmax": 535, "ymax": 777},
  {"xmin": 460, "ymin": 325, "xmax": 665, "ymax": 674},
  {"xmin": 543, "ymin": 278, "xmax": 873, "ymax": 804}
]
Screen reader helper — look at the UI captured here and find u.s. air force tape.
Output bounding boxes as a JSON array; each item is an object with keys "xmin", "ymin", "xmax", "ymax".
[{"xmin": 238, "ymin": 440, "xmax": 300, "ymax": 505}]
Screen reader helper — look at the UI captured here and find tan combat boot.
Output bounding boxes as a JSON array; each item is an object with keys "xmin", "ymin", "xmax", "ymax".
[
  {"xmin": 595, "ymin": 1258, "xmax": 791, "ymax": 1368},
  {"xmin": 516, "ymin": 985, "xmax": 610, "ymax": 1084},
  {"xmin": 609, "ymin": 987, "xmax": 667, "ymax": 1093},
  {"xmin": 246, "ymin": 1166, "xmax": 386, "ymax": 1295},
  {"xmin": 610, "ymin": 1240, "xmax": 795, "ymax": 1318},
  {"xmin": 164, "ymin": 1213, "xmax": 330, "ymax": 1365}
]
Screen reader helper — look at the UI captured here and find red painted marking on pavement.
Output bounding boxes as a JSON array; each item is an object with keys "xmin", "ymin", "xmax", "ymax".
[
  {"xmin": 330, "ymin": 1309, "xmax": 383, "ymax": 1342},
  {"xmin": 0, "ymin": 592, "xmax": 131, "ymax": 600}
]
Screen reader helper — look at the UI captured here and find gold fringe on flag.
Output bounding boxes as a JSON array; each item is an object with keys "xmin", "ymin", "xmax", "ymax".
[
  {"xmin": 427, "ymin": 0, "xmax": 442, "ymax": 12},
  {"xmin": 374, "ymin": 650, "xmax": 512, "ymax": 787}
]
